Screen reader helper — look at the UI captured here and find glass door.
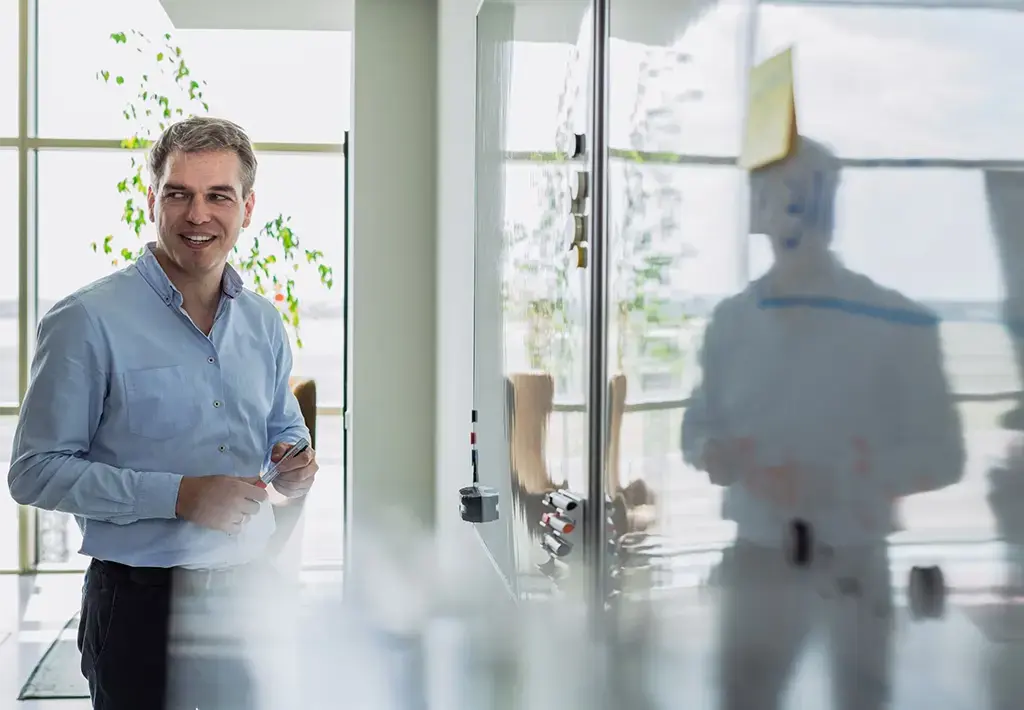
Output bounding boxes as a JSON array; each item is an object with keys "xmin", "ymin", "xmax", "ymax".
[
  {"xmin": 602, "ymin": 0, "xmax": 1024, "ymax": 708},
  {"xmin": 472, "ymin": 0, "xmax": 596, "ymax": 598}
]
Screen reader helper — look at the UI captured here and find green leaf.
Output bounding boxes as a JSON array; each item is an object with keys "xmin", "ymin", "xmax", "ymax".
[
  {"xmin": 115, "ymin": 75, "xmax": 125, "ymax": 85},
  {"xmin": 110, "ymin": 32, "xmax": 127, "ymax": 44}
]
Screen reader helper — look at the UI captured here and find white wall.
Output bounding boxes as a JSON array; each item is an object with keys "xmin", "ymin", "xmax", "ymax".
[
  {"xmin": 346, "ymin": 0, "xmax": 439, "ymax": 580},
  {"xmin": 435, "ymin": 0, "xmax": 483, "ymax": 562}
]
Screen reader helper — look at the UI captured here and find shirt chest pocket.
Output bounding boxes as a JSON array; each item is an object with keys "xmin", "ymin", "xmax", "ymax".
[{"xmin": 123, "ymin": 366, "xmax": 201, "ymax": 441}]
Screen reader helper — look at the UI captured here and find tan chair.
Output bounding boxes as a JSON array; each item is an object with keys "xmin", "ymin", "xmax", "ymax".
[
  {"xmin": 606, "ymin": 373, "xmax": 657, "ymax": 536},
  {"xmin": 506, "ymin": 373, "xmax": 562, "ymax": 542}
]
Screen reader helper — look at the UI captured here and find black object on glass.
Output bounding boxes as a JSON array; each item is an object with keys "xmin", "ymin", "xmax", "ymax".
[
  {"xmin": 572, "ymin": 133, "xmax": 586, "ymax": 158},
  {"xmin": 460, "ymin": 410, "xmax": 499, "ymax": 523},
  {"xmin": 908, "ymin": 565, "xmax": 946, "ymax": 620},
  {"xmin": 787, "ymin": 519, "xmax": 813, "ymax": 567}
]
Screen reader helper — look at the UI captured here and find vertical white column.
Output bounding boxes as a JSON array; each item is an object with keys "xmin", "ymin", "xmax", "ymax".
[{"xmin": 347, "ymin": 0, "xmax": 439, "ymax": 586}]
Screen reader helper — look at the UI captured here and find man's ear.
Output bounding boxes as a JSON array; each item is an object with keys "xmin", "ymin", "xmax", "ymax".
[
  {"xmin": 147, "ymin": 186, "xmax": 156, "ymax": 223},
  {"xmin": 242, "ymin": 190, "xmax": 256, "ymax": 229}
]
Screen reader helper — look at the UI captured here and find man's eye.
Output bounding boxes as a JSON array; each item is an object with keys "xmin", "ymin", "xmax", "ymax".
[
  {"xmin": 208, "ymin": 194, "xmax": 229, "ymax": 202},
  {"xmin": 166, "ymin": 192, "xmax": 187, "ymax": 199}
]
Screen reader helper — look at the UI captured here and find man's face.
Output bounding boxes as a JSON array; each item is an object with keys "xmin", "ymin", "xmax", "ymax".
[
  {"xmin": 749, "ymin": 163, "xmax": 832, "ymax": 257},
  {"xmin": 147, "ymin": 149, "xmax": 256, "ymax": 279}
]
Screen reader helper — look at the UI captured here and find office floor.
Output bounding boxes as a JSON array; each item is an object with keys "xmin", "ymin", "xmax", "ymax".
[{"xmin": 0, "ymin": 575, "xmax": 86, "ymax": 709}]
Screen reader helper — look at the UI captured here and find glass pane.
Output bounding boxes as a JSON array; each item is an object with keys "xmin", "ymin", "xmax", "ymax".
[
  {"xmin": 37, "ymin": 150, "xmax": 136, "ymax": 307},
  {"xmin": 38, "ymin": 0, "xmax": 349, "ymax": 142},
  {"xmin": 610, "ymin": 0, "xmax": 747, "ymax": 156},
  {"xmin": 254, "ymin": 153, "xmax": 346, "ymax": 407},
  {"xmin": 0, "ymin": 416, "xmax": 20, "ymax": 571},
  {"xmin": 506, "ymin": 42, "xmax": 582, "ymax": 153},
  {"xmin": 0, "ymin": 0, "xmax": 16, "ymax": 135},
  {"xmin": 301, "ymin": 413, "xmax": 344, "ymax": 566},
  {"xmin": 474, "ymin": 0, "xmax": 594, "ymax": 597},
  {"xmin": 757, "ymin": 3, "xmax": 1024, "ymax": 159},
  {"xmin": 602, "ymin": 5, "xmax": 1024, "ymax": 701},
  {"xmin": 0, "ymin": 150, "xmax": 18, "ymax": 406}
]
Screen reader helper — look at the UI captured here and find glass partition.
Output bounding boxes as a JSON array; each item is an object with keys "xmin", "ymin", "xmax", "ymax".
[
  {"xmin": 470, "ymin": 0, "xmax": 1024, "ymax": 706},
  {"xmin": 473, "ymin": 0, "xmax": 595, "ymax": 598}
]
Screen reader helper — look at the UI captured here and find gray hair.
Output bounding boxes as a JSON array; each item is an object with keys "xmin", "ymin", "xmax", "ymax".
[{"xmin": 148, "ymin": 116, "xmax": 258, "ymax": 196}]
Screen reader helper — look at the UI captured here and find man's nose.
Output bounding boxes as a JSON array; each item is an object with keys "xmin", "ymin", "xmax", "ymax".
[{"xmin": 187, "ymin": 196, "xmax": 213, "ymax": 223}]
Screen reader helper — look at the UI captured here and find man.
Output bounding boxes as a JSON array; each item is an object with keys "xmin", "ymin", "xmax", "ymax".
[
  {"xmin": 681, "ymin": 137, "xmax": 965, "ymax": 710},
  {"xmin": 8, "ymin": 116, "xmax": 319, "ymax": 709}
]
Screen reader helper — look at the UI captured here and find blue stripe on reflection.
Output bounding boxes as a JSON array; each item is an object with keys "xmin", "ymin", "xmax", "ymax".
[{"xmin": 758, "ymin": 296, "xmax": 940, "ymax": 327}]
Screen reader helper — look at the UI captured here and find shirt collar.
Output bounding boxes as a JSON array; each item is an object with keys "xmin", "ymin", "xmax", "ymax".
[{"xmin": 135, "ymin": 242, "xmax": 244, "ymax": 307}]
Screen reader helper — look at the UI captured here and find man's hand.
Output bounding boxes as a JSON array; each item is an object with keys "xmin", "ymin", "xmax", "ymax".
[
  {"xmin": 175, "ymin": 475, "xmax": 268, "ymax": 534},
  {"xmin": 269, "ymin": 442, "xmax": 319, "ymax": 499}
]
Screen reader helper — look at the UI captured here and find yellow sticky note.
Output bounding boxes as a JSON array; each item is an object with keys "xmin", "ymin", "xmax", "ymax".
[{"xmin": 740, "ymin": 47, "xmax": 798, "ymax": 170}]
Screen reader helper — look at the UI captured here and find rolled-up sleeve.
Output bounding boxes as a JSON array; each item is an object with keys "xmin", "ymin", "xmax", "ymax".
[{"xmin": 8, "ymin": 297, "xmax": 182, "ymax": 523}]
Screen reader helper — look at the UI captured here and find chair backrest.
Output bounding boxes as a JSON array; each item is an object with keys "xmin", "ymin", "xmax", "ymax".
[
  {"xmin": 289, "ymin": 377, "xmax": 318, "ymax": 448},
  {"xmin": 508, "ymin": 372, "xmax": 556, "ymax": 494},
  {"xmin": 606, "ymin": 373, "xmax": 627, "ymax": 497}
]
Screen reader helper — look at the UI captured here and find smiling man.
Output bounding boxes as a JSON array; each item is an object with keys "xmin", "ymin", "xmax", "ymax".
[{"xmin": 8, "ymin": 116, "xmax": 318, "ymax": 709}]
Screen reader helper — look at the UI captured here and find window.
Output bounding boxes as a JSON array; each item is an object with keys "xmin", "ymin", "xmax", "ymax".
[
  {"xmin": 0, "ymin": 416, "xmax": 20, "ymax": 571},
  {"xmin": 833, "ymin": 169, "xmax": 1000, "ymax": 304},
  {"xmin": 0, "ymin": 0, "xmax": 16, "ymax": 136},
  {"xmin": 608, "ymin": 161, "xmax": 742, "ymax": 400},
  {"xmin": 502, "ymin": 162, "xmax": 588, "ymax": 399},
  {"xmin": 0, "ymin": 150, "xmax": 18, "ymax": 406},
  {"xmin": 250, "ymin": 152, "xmax": 346, "ymax": 406},
  {"xmin": 507, "ymin": 42, "xmax": 586, "ymax": 153},
  {"xmin": 301, "ymin": 413, "xmax": 344, "ymax": 565},
  {"xmin": 609, "ymin": 0, "xmax": 747, "ymax": 156},
  {"xmin": 833, "ymin": 168, "xmax": 1016, "ymax": 399},
  {"xmin": 757, "ymin": 4, "xmax": 1024, "ymax": 160},
  {"xmin": 38, "ymin": 0, "xmax": 350, "ymax": 142},
  {"xmin": 37, "ymin": 150, "xmax": 136, "ymax": 308}
]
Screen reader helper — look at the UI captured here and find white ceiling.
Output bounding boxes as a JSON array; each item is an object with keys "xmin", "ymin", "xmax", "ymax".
[
  {"xmin": 159, "ymin": 0, "xmax": 354, "ymax": 30},
  {"xmin": 159, "ymin": 0, "xmax": 713, "ymax": 45}
]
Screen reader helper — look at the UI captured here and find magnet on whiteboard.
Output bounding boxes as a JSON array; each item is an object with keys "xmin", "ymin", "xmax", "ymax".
[
  {"xmin": 572, "ymin": 171, "xmax": 589, "ymax": 201},
  {"xmin": 575, "ymin": 242, "xmax": 588, "ymax": 269},
  {"xmin": 568, "ymin": 214, "xmax": 586, "ymax": 250},
  {"xmin": 572, "ymin": 133, "xmax": 587, "ymax": 158}
]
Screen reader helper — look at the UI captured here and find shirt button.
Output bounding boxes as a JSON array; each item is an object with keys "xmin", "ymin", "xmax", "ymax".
[
  {"xmin": 213, "ymin": 400, "xmax": 222, "ymax": 408},
  {"xmin": 218, "ymin": 444, "xmax": 227, "ymax": 452},
  {"xmin": 208, "ymin": 356, "xmax": 216, "ymax": 364}
]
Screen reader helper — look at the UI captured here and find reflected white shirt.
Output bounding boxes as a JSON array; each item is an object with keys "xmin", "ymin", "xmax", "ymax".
[{"xmin": 682, "ymin": 258, "xmax": 965, "ymax": 547}]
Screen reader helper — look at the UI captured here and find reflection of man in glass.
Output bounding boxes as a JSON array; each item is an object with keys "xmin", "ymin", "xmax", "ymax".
[{"xmin": 681, "ymin": 137, "xmax": 965, "ymax": 710}]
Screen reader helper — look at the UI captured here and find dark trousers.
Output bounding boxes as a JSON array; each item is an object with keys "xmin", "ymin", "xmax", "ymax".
[{"xmin": 78, "ymin": 558, "xmax": 256, "ymax": 710}]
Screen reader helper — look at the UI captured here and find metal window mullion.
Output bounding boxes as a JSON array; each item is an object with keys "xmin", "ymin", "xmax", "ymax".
[
  {"xmin": 584, "ymin": 0, "xmax": 611, "ymax": 621},
  {"xmin": 17, "ymin": 0, "xmax": 39, "ymax": 575}
]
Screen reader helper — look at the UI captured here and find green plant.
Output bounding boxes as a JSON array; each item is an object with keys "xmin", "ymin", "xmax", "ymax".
[{"xmin": 93, "ymin": 29, "xmax": 333, "ymax": 346}]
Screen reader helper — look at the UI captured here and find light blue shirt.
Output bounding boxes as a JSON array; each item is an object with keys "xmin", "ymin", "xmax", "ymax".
[{"xmin": 7, "ymin": 243, "xmax": 309, "ymax": 569}]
